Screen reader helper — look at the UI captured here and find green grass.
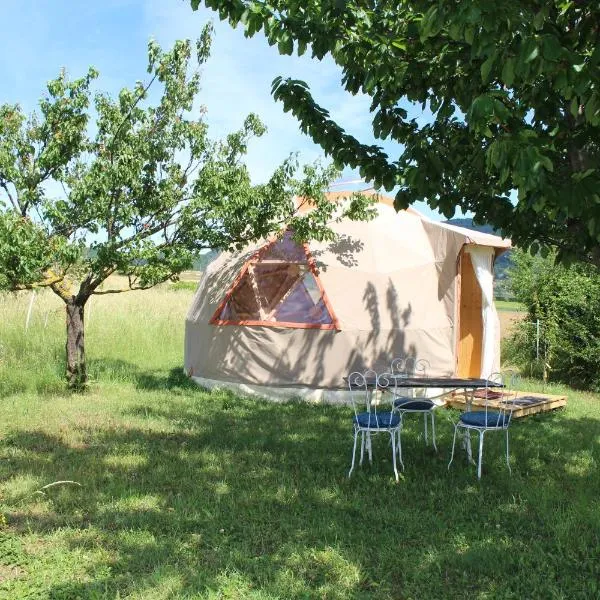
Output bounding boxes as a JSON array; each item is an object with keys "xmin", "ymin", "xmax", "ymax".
[
  {"xmin": 168, "ymin": 281, "xmax": 199, "ymax": 292},
  {"xmin": 0, "ymin": 290, "xmax": 599, "ymax": 599},
  {"xmin": 495, "ymin": 300, "xmax": 526, "ymax": 312}
]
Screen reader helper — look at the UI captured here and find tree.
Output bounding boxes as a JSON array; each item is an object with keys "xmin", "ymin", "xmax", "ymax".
[
  {"xmin": 192, "ymin": 1, "xmax": 600, "ymax": 264},
  {"xmin": 0, "ymin": 26, "xmax": 373, "ymax": 389},
  {"xmin": 506, "ymin": 249, "xmax": 600, "ymax": 390}
]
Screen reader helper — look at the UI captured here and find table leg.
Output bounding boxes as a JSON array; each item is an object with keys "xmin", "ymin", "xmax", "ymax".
[{"xmin": 462, "ymin": 388, "xmax": 475, "ymax": 464}]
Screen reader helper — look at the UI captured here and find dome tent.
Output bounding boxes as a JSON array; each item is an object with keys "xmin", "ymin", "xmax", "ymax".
[{"xmin": 184, "ymin": 193, "xmax": 511, "ymax": 402}]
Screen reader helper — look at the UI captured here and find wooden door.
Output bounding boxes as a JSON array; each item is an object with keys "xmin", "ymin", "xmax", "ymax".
[{"xmin": 457, "ymin": 252, "xmax": 483, "ymax": 377}]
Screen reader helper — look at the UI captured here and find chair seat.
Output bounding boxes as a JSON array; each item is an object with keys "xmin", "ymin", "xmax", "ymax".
[
  {"xmin": 393, "ymin": 397, "xmax": 435, "ymax": 411},
  {"xmin": 353, "ymin": 411, "xmax": 400, "ymax": 429},
  {"xmin": 459, "ymin": 411, "xmax": 510, "ymax": 428}
]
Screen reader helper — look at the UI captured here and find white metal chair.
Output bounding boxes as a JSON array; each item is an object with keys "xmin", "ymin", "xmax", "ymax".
[
  {"xmin": 390, "ymin": 357, "xmax": 437, "ymax": 451},
  {"xmin": 347, "ymin": 370, "xmax": 403, "ymax": 481},
  {"xmin": 448, "ymin": 371, "xmax": 520, "ymax": 479}
]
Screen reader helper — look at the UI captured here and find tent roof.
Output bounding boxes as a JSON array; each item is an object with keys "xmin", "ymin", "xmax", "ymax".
[
  {"xmin": 418, "ymin": 211, "xmax": 511, "ymax": 250},
  {"xmin": 298, "ymin": 190, "xmax": 511, "ymax": 250}
]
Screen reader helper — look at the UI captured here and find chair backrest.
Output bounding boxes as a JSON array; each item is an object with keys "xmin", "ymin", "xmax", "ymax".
[
  {"xmin": 347, "ymin": 370, "xmax": 397, "ymax": 421},
  {"xmin": 390, "ymin": 356, "xmax": 408, "ymax": 376},
  {"xmin": 390, "ymin": 356, "xmax": 429, "ymax": 376},
  {"xmin": 347, "ymin": 370, "xmax": 377, "ymax": 419},
  {"xmin": 374, "ymin": 371, "xmax": 396, "ymax": 416},
  {"xmin": 390, "ymin": 357, "xmax": 429, "ymax": 397},
  {"xmin": 500, "ymin": 371, "xmax": 520, "ymax": 426},
  {"xmin": 484, "ymin": 371, "xmax": 520, "ymax": 428}
]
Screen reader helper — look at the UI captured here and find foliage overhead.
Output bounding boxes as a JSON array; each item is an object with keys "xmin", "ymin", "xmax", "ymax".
[
  {"xmin": 506, "ymin": 249, "xmax": 600, "ymax": 390},
  {"xmin": 0, "ymin": 25, "xmax": 373, "ymax": 298},
  {"xmin": 192, "ymin": 0, "xmax": 600, "ymax": 264}
]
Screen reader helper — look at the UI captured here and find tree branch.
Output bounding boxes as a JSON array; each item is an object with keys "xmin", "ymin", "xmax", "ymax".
[
  {"xmin": 0, "ymin": 180, "xmax": 21, "ymax": 213},
  {"xmin": 91, "ymin": 281, "xmax": 161, "ymax": 295},
  {"xmin": 84, "ymin": 265, "xmax": 119, "ymax": 297},
  {"xmin": 108, "ymin": 73, "xmax": 158, "ymax": 163},
  {"xmin": 49, "ymin": 276, "xmax": 75, "ymax": 301},
  {"xmin": 13, "ymin": 271, "xmax": 64, "ymax": 291},
  {"xmin": 112, "ymin": 209, "xmax": 183, "ymax": 251}
]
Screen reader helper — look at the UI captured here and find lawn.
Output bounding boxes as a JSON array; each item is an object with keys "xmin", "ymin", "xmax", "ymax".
[
  {"xmin": 0, "ymin": 287, "xmax": 599, "ymax": 599},
  {"xmin": 495, "ymin": 300, "xmax": 526, "ymax": 312}
]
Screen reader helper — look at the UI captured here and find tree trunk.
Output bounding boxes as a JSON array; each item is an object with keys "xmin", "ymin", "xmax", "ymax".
[{"xmin": 66, "ymin": 299, "xmax": 86, "ymax": 389}]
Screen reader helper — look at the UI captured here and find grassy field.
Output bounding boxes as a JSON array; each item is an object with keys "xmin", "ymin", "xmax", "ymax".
[
  {"xmin": 495, "ymin": 300, "xmax": 525, "ymax": 312},
  {"xmin": 0, "ymin": 287, "xmax": 599, "ymax": 599}
]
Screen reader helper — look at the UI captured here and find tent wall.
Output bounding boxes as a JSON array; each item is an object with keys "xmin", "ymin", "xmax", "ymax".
[
  {"xmin": 184, "ymin": 200, "xmax": 510, "ymax": 394},
  {"xmin": 185, "ymin": 320, "xmax": 457, "ymax": 389}
]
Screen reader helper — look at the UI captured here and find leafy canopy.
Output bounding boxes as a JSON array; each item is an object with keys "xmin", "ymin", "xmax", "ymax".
[
  {"xmin": 0, "ymin": 25, "xmax": 373, "ymax": 299},
  {"xmin": 192, "ymin": 0, "xmax": 600, "ymax": 264}
]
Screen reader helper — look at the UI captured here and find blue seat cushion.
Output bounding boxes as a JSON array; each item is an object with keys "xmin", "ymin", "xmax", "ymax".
[
  {"xmin": 460, "ymin": 411, "xmax": 510, "ymax": 428},
  {"xmin": 393, "ymin": 397, "xmax": 434, "ymax": 411},
  {"xmin": 353, "ymin": 411, "xmax": 400, "ymax": 428}
]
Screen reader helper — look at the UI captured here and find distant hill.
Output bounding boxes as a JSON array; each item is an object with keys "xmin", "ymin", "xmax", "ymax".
[
  {"xmin": 445, "ymin": 218, "xmax": 497, "ymax": 236},
  {"xmin": 192, "ymin": 250, "xmax": 219, "ymax": 271}
]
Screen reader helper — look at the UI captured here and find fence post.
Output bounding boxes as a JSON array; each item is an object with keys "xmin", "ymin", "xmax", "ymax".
[
  {"xmin": 536, "ymin": 319, "xmax": 540, "ymax": 360},
  {"xmin": 25, "ymin": 291, "xmax": 36, "ymax": 331}
]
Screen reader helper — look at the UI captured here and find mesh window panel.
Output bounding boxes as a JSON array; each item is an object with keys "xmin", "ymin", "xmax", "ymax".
[
  {"xmin": 213, "ymin": 233, "xmax": 336, "ymax": 327},
  {"xmin": 223, "ymin": 272, "xmax": 260, "ymax": 320},
  {"xmin": 254, "ymin": 264, "xmax": 301, "ymax": 310},
  {"xmin": 274, "ymin": 272, "xmax": 333, "ymax": 325}
]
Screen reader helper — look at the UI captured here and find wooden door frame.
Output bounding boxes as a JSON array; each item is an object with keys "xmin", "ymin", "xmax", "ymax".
[{"xmin": 455, "ymin": 247, "xmax": 484, "ymax": 378}]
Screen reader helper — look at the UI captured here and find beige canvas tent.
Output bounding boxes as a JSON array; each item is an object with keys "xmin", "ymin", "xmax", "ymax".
[{"xmin": 184, "ymin": 192, "xmax": 511, "ymax": 402}]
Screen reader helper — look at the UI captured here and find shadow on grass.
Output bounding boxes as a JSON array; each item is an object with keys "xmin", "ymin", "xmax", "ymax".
[
  {"xmin": 87, "ymin": 357, "xmax": 198, "ymax": 394},
  {"xmin": 134, "ymin": 367, "xmax": 199, "ymax": 393},
  {"xmin": 0, "ymin": 383, "xmax": 599, "ymax": 599}
]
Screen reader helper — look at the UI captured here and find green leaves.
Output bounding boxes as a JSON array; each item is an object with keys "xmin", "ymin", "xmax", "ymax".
[
  {"xmin": 541, "ymin": 35, "xmax": 562, "ymax": 62},
  {"xmin": 501, "ymin": 58, "xmax": 515, "ymax": 87},
  {"xmin": 0, "ymin": 212, "xmax": 78, "ymax": 290},
  {"xmin": 533, "ymin": 7, "xmax": 549, "ymax": 30},
  {"xmin": 0, "ymin": 34, "xmax": 348, "ymax": 301},
  {"xmin": 277, "ymin": 32, "xmax": 293, "ymax": 55},
  {"xmin": 521, "ymin": 38, "xmax": 539, "ymax": 64},
  {"xmin": 196, "ymin": 22, "xmax": 214, "ymax": 64},
  {"xmin": 480, "ymin": 53, "xmax": 496, "ymax": 84},
  {"xmin": 419, "ymin": 6, "xmax": 444, "ymax": 42},
  {"xmin": 467, "ymin": 92, "xmax": 511, "ymax": 135}
]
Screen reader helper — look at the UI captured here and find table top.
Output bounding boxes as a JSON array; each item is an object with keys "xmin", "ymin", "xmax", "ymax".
[{"xmin": 345, "ymin": 376, "xmax": 504, "ymax": 389}]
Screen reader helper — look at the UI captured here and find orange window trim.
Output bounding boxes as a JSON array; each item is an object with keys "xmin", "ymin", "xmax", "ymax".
[
  {"xmin": 210, "ymin": 319, "xmax": 338, "ymax": 330},
  {"xmin": 209, "ymin": 232, "xmax": 341, "ymax": 331}
]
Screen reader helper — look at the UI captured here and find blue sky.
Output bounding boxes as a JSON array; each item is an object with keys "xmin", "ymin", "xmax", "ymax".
[{"xmin": 0, "ymin": 0, "xmax": 448, "ymax": 220}]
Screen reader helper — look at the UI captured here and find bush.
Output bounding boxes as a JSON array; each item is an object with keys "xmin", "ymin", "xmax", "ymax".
[{"xmin": 505, "ymin": 249, "xmax": 600, "ymax": 390}]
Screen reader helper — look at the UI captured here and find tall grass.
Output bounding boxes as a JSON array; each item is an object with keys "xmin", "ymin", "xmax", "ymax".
[{"xmin": 0, "ymin": 284, "xmax": 191, "ymax": 394}]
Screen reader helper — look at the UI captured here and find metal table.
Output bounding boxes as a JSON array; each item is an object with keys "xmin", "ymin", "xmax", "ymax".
[{"xmin": 358, "ymin": 376, "xmax": 500, "ymax": 392}]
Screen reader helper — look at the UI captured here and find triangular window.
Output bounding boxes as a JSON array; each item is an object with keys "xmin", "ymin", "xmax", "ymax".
[{"xmin": 211, "ymin": 231, "xmax": 339, "ymax": 330}]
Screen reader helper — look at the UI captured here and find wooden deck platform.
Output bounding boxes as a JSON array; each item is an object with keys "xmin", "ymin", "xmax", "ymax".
[{"xmin": 445, "ymin": 389, "xmax": 567, "ymax": 418}]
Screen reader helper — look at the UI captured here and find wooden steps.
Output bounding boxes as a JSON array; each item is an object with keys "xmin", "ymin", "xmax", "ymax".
[{"xmin": 445, "ymin": 389, "xmax": 567, "ymax": 418}]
